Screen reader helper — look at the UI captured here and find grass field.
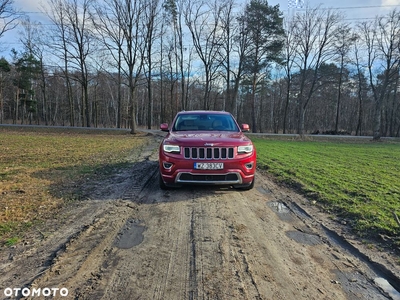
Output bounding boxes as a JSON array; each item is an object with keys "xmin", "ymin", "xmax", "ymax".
[
  {"xmin": 1, "ymin": 127, "xmax": 399, "ymax": 250},
  {"xmin": 0, "ymin": 127, "xmax": 147, "ymax": 246},
  {"xmin": 253, "ymin": 136, "xmax": 400, "ymax": 243}
]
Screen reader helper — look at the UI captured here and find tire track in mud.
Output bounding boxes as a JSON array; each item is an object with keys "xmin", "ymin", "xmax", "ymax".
[
  {"xmin": 5, "ymin": 136, "xmax": 162, "ymax": 299},
  {"xmin": 213, "ymin": 193, "xmax": 291, "ymax": 298},
  {"xmin": 183, "ymin": 190, "xmax": 265, "ymax": 300},
  {"xmin": 146, "ymin": 190, "xmax": 203, "ymax": 300},
  {"xmin": 95, "ymin": 196, "xmax": 203, "ymax": 300},
  {"xmin": 25, "ymin": 203, "xmax": 138, "ymax": 300},
  {"xmin": 150, "ymin": 201, "xmax": 186, "ymax": 300},
  {"xmin": 27, "ymin": 135, "xmax": 201, "ymax": 299},
  {"xmin": 120, "ymin": 160, "xmax": 158, "ymax": 202},
  {"xmin": 188, "ymin": 209, "xmax": 198, "ymax": 300}
]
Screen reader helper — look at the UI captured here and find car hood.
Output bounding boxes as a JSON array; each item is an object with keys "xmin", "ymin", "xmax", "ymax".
[{"xmin": 164, "ymin": 131, "xmax": 252, "ymax": 146}]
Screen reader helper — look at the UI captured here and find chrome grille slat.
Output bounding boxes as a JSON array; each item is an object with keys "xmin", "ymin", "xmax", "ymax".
[{"xmin": 184, "ymin": 147, "xmax": 234, "ymax": 159}]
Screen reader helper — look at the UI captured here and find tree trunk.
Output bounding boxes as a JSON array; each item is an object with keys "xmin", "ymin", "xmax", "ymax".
[
  {"xmin": 130, "ymin": 82, "xmax": 137, "ymax": 134},
  {"xmin": 283, "ymin": 78, "xmax": 291, "ymax": 134},
  {"xmin": 251, "ymin": 75, "xmax": 257, "ymax": 133},
  {"xmin": 372, "ymin": 98, "xmax": 382, "ymax": 140},
  {"xmin": 335, "ymin": 56, "xmax": 344, "ymax": 133}
]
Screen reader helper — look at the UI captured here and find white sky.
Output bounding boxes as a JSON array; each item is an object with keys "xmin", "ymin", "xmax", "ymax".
[
  {"xmin": 10, "ymin": 0, "xmax": 400, "ymax": 18},
  {"xmin": 11, "ymin": 0, "xmax": 400, "ymax": 19}
]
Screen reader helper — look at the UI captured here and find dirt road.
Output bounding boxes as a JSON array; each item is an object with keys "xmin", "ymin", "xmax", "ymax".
[{"xmin": 1, "ymin": 133, "xmax": 399, "ymax": 300}]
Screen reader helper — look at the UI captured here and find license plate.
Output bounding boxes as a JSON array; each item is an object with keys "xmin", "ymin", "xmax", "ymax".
[{"xmin": 194, "ymin": 162, "xmax": 224, "ymax": 170}]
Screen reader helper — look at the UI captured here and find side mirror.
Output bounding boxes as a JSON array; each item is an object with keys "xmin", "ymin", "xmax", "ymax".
[
  {"xmin": 241, "ymin": 124, "xmax": 250, "ymax": 132},
  {"xmin": 160, "ymin": 123, "xmax": 169, "ymax": 132}
]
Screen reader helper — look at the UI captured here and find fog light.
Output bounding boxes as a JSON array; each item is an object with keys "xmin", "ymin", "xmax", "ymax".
[
  {"xmin": 245, "ymin": 162, "xmax": 254, "ymax": 169},
  {"xmin": 163, "ymin": 162, "xmax": 173, "ymax": 169}
]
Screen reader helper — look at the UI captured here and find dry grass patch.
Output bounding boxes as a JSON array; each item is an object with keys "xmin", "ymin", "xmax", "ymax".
[{"xmin": 0, "ymin": 128, "xmax": 148, "ymax": 245}]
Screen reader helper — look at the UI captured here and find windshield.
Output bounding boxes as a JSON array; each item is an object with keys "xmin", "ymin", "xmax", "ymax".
[{"xmin": 172, "ymin": 113, "xmax": 240, "ymax": 132}]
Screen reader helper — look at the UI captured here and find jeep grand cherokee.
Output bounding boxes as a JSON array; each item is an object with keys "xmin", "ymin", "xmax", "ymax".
[{"xmin": 159, "ymin": 111, "xmax": 256, "ymax": 190}]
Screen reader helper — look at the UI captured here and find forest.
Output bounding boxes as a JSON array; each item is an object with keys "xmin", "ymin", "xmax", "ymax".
[{"xmin": 0, "ymin": 0, "xmax": 399, "ymax": 139}]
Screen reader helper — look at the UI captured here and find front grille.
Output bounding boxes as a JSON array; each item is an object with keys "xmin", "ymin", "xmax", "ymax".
[
  {"xmin": 179, "ymin": 173, "xmax": 239, "ymax": 182},
  {"xmin": 184, "ymin": 147, "xmax": 234, "ymax": 159}
]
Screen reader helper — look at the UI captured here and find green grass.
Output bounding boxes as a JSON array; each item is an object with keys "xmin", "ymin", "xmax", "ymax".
[
  {"xmin": 253, "ymin": 137, "xmax": 400, "ymax": 238},
  {"xmin": 5, "ymin": 237, "xmax": 19, "ymax": 246}
]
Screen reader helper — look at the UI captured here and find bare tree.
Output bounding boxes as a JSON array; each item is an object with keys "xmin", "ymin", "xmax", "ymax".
[
  {"xmin": 164, "ymin": 0, "xmax": 189, "ymax": 111},
  {"xmin": 143, "ymin": 0, "xmax": 161, "ymax": 129},
  {"xmin": 92, "ymin": 0, "xmax": 127, "ymax": 128},
  {"xmin": 282, "ymin": 15, "xmax": 298, "ymax": 133},
  {"xmin": 351, "ymin": 33, "xmax": 367, "ymax": 136},
  {"xmin": 293, "ymin": 6, "xmax": 342, "ymax": 135},
  {"xmin": 94, "ymin": 0, "xmax": 147, "ymax": 133},
  {"xmin": 359, "ymin": 10, "xmax": 400, "ymax": 140},
  {"xmin": 333, "ymin": 23, "xmax": 354, "ymax": 133},
  {"xmin": 46, "ymin": 0, "xmax": 97, "ymax": 128},
  {"xmin": 161, "ymin": 1, "xmax": 178, "ymax": 120},
  {"xmin": 45, "ymin": 0, "xmax": 76, "ymax": 126},
  {"xmin": 0, "ymin": 0, "xmax": 18, "ymax": 43},
  {"xmin": 184, "ymin": 0, "xmax": 224, "ymax": 110},
  {"xmin": 64, "ymin": 0, "xmax": 95, "ymax": 127},
  {"xmin": 2, "ymin": 0, "xmax": 400, "ymax": 137},
  {"xmin": 118, "ymin": 0, "xmax": 146, "ymax": 134},
  {"xmin": 218, "ymin": 0, "xmax": 235, "ymax": 113}
]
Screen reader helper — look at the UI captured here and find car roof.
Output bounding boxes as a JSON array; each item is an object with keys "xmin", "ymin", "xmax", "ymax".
[{"xmin": 177, "ymin": 110, "xmax": 230, "ymax": 115}]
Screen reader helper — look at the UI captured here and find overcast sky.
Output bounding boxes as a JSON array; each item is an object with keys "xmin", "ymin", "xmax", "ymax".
[
  {"xmin": 1, "ymin": 0, "xmax": 400, "ymax": 58},
  {"xmin": 13, "ymin": 0, "xmax": 400, "ymax": 16},
  {"xmin": 13, "ymin": 0, "xmax": 399, "ymax": 15}
]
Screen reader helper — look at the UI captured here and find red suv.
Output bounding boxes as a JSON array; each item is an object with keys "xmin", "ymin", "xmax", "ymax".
[{"xmin": 159, "ymin": 110, "xmax": 256, "ymax": 190}]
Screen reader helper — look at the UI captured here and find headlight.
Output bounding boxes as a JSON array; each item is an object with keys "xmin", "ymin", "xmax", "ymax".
[
  {"xmin": 163, "ymin": 144, "xmax": 180, "ymax": 153},
  {"xmin": 238, "ymin": 145, "xmax": 253, "ymax": 154}
]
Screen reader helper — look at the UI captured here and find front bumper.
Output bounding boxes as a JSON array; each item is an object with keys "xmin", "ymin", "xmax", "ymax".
[
  {"xmin": 159, "ymin": 155, "xmax": 256, "ymax": 186},
  {"xmin": 176, "ymin": 171, "xmax": 243, "ymax": 185}
]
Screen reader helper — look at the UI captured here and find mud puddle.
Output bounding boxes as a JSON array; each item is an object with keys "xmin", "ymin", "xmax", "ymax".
[
  {"xmin": 267, "ymin": 201, "xmax": 293, "ymax": 222},
  {"xmin": 375, "ymin": 277, "xmax": 400, "ymax": 300},
  {"xmin": 114, "ymin": 218, "xmax": 146, "ymax": 249}
]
